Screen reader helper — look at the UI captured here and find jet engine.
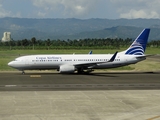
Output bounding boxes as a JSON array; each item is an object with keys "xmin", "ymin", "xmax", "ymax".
[{"xmin": 59, "ymin": 65, "xmax": 75, "ymax": 73}]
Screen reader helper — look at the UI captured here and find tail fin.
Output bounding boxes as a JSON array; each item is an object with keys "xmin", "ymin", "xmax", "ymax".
[{"xmin": 124, "ymin": 28, "xmax": 150, "ymax": 55}]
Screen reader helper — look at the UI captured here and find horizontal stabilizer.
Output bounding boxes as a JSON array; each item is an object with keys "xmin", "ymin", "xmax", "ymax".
[{"xmin": 136, "ymin": 54, "xmax": 155, "ymax": 59}]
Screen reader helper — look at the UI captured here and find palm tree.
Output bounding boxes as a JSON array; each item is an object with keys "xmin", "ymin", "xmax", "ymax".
[
  {"xmin": 45, "ymin": 39, "xmax": 51, "ymax": 50},
  {"xmin": 31, "ymin": 37, "xmax": 36, "ymax": 50}
]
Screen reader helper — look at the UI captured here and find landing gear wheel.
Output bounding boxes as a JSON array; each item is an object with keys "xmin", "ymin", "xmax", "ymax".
[
  {"xmin": 77, "ymin": 68, "xmax": 84, "ymax": 74},
  {"xmin": 22, "ymin": 71, "xmax": 25, "ymax": 75}
]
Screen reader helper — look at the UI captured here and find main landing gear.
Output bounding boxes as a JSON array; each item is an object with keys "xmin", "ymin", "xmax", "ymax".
[
  {"xmin": 77, "ymin": 68, "xmax": 94, "ymax": 74},
  {"xmin": 22, "ymin": 70, "xmax": 25, "ymax": 75}
]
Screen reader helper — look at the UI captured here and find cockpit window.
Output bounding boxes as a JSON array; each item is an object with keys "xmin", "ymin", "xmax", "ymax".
[{"xmin": 14, "ymin": 59, "xmax": 18, "ymax": 61}]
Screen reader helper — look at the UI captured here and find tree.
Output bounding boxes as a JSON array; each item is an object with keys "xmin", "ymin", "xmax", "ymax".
[
  {"xmin": 9, "ymin": 40, "xmax": 12, "ymax": 50},
  {"xmin": 45, "ymin": 39, "xmax": 51, "ymax": 50},
  {"xmin": 31, "ymin": 37, "xmax": 36, "ymax": 50}
]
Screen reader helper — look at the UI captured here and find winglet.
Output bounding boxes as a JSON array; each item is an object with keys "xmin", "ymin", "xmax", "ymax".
[
  {"xmin": 88, "ymin": 50, "xmax": 92, "ymax": 54},
  {"xmin": 108, "ymin": 51, "xmax": 118, "ymax": 62}
]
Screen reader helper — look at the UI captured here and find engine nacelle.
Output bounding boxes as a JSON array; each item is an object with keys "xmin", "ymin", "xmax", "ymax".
[{"xmin": 59, "ymin": 65, "xmax": 75, "ymax": 73}]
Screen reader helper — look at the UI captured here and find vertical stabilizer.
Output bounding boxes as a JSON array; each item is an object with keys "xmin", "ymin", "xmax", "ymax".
[{"xmin": 124, "ymin": 28, "xmax": 150, "ymax": 55}]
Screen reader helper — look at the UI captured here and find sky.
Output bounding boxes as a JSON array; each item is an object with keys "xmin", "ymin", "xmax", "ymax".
[{"xmin": 0, "ymin": 0, "xmax": 160, "ymax": 19}]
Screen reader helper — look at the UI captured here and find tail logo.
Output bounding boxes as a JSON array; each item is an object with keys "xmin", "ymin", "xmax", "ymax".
[{"xmin": 125, "ymin": 41, "xmax": 144, "ymax": 55}]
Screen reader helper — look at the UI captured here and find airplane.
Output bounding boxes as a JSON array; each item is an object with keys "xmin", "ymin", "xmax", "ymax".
[{"xmin": 8, "ymin": 28, "xmax": 150, "ymax": 74}]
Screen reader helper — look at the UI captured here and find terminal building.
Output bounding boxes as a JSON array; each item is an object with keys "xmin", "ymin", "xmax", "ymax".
[{"xmin": 1, "ymin": 32, "xmax": 12, "ymax": 42}]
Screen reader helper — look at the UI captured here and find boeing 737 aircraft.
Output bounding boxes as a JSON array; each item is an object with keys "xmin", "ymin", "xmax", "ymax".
[{"xmin": 8, "ymin": 28, "xmax": 150, "ymax": 74}]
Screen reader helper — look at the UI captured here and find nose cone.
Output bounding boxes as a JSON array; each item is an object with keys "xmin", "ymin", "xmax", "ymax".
[{"xmin": 8, "ymin": 61, "xmax": 14, "ymax": 67}]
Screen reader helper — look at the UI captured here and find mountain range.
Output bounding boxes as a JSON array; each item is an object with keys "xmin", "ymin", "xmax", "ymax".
[{"xmin": 0, "ymin": 17, "xmax": 160, "ymax": 40}]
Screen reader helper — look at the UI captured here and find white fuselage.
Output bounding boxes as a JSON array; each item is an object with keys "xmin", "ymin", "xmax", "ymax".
[{"xmin": 8, "ymin": 53, "xmax": 145, "ymax": 71}]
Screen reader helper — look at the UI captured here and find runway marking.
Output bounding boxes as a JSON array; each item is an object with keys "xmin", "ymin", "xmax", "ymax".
[
  {"xmin": 2, "ymin": 84, "xmax": 160, "ymax": 89},
  {"xmin": 30, "ymin": 75, "xmax": 41, "ymax": 78},
  {"xmin": 147, "ymin": 116, "xmax": 160, "ymax": 120},
  {"xmin": 5, "ymin": 85, "xmax": 17, "ymax": 87}
]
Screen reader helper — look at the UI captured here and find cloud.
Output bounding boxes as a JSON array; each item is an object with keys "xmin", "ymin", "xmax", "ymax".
[
  {"xmin": 37, "ymin": 11, "xmax": 46, "ymax": 17},
  {"xmin": 0, "ymin": 0, "xmax": 22, "ymax": 18},
  {"xmin": 0, "ymin": 4, "xmax": 11, "ymax": 17},
  {"xmin": 32, "ymin": 0, "xmax": 100, "ymax": 18},
  {"xmin": 120, "ymin": 9, "xmax": 159, "ymax": 19},
  {"xmin": 110, "ymin": 0, "xmax": 160, "ymax": 19}
]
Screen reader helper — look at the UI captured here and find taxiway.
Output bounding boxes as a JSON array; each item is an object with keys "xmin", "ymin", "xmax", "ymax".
[{"xmin": 0, "ymin": 71, "xmax": 160, "ymax": 120}]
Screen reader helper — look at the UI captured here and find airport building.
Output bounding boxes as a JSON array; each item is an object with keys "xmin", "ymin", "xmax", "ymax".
[{"xmin": 1, "ymin": 32, "xmax": 12, "ymax": 42}]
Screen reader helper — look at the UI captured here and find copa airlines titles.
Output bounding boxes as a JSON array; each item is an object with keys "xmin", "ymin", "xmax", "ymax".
[{"xmin": 36, "ymin": 56, "xmax": 62, "ymax": 60}]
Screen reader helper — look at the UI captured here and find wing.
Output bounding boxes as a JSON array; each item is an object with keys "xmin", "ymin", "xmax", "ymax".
[{"xmin": 74, "ymin": 51, "xmax": 118, "ymax": 68}]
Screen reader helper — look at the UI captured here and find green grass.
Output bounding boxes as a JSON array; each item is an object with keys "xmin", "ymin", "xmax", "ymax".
[
  {"xmin": 0, "ymin": 49, "xmax": 118, "ymax": 55},
  {"xmin": 108, "ymin": 66, "xmax": 135, "ymax": 71},
  {"xmin": 0, "ymin": 47, "xmax": 159, "ymax": 54},
  {"xmin": 0, "ymin": 47, "xmax": 160, "ymax": 71},
  {"xmin": 145, "ymin": 47, "xmax": 160, "ymax": 54}
]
